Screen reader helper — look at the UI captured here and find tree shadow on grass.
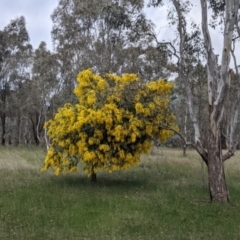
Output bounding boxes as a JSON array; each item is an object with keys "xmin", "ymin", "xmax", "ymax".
[{"xmin": 49, "ymin": 170, "xmax": 149, "ymax": 192}]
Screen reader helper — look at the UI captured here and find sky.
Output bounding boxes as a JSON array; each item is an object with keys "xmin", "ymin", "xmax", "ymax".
[
  {"xmin": 0, "ymin": 0, "xmax": 59, "ymax": 50},
  {"xmin": 0, "ymin": 0, "xmax": 233, "ymax": 64},
  {"xmin": 0, "ymin": 0, "xmax": 202, "ymax": 51}
]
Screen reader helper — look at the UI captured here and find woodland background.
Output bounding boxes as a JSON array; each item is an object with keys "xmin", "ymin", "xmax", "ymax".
[{"xmin": 0, "ymin": 0, "xmax": 239, "ymax": 150}]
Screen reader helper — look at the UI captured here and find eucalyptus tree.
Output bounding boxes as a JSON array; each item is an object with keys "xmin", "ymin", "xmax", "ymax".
[
  {"xmin": 26, "ymin": 41, "xmax": 60, "ymax": 146},
  {"xmin": 149, "ymin": 0, "xmax": 240, "ymax": 202},
  {"xmin": 51, "ymin": 0, "xmax": 170, "ymax": 100},
  {"xmin": 171, "ymin": 62, "xmax": 208, "ymax": 154},
  {"xmin": 0, "ymin": 16, "xmax": 32, "ymax": 145}
]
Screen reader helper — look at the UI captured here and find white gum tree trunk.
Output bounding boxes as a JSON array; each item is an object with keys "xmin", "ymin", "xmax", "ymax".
[{"xmin": 172, "ymin": 0, "xmax": 239, "ymax": 202}]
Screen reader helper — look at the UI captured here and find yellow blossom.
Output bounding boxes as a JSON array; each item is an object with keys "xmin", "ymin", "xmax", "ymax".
[
  {"xmin": 135, "ymin": 103, "xmax": 144, "ymax": 114},
  {"xmin": 42, "ymin": 69, "xmax": 177, "ymax": 177}
]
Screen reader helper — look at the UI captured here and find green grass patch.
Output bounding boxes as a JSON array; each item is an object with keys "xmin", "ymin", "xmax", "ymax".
[{"xmin": 1, "ymin": 146, "xmax": 240, "ymax": 239}]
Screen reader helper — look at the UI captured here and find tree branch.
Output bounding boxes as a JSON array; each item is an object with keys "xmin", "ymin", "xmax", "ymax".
[
  {"xmin": 159, "ymin": 124, "xmax": 208, "ymax": 165},
  {"xmin": 221, "ymin": 131, "xmax": 238, "ymax": 162},
  {"xmin": 172, "ymin": 0, "xmax": 202, "ymax": 148}
]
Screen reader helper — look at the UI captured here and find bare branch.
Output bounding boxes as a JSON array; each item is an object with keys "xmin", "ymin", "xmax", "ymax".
[
  {"xmin": 221, "ymin": 131, "xmax": 238, "ymax": 162},
  {"xmin": 159, "ymin": 124, "xmax": 208, "ymax": 165},
  {"xmin": 224, "ymin": 38, "xmax": 240, "ymax": 158},
  {"xmin": 200, "ymin": 0, "xmax": 219, "ymax": 107},
  {"xmin": 172, "ymin": 0, "xmax": 202, "ymax": 147},
  {"xmin": 129, "ymin": 28, "xmax": 180, "ymax": 61}
]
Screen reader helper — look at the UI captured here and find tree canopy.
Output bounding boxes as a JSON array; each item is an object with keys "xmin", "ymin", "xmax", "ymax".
[{"xmin": 42, "ymin": 69, "xmax": 177, "ymax": 179}]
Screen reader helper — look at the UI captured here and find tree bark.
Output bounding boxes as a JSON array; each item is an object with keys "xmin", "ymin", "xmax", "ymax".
[
  {"xmin": 31, "ymin": 120, "xmax": 40, "ymax": 145},
  {"xmin": 14, "ymin": 112, "xmax": 21, "ymax": 146},
  {"xmin": 30, "ymin": 113, "xmax": 42, "ymax": 146},
  {"xmin": 207, "ymin": 128, "xmax": 229, "ymax": 202},
  {"xmin": 200, "ymin": 0, "xmax": 237, "ymax": 202},
  {"xmin": 1, "ymin": 113, "xmax": 6, "ymax": 146}
]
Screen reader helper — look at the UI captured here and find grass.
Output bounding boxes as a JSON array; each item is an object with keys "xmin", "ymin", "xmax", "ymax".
[{"xmin": 1, "ymin": 146, "xmax": 240, "ymax": 239}]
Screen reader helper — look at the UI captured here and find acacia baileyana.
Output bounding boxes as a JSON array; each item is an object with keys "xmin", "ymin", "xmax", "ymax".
[{"xmin": 42, "ymin": 69, "xmax": 178, "ymax": 177}]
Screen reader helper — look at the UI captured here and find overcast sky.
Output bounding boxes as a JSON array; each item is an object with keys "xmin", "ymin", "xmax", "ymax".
[
  {"xmin": 0, "ymin": 0, "xmax": 59, "ymax": 49},
  {"xmin": 0, "ymin": 0, "xmax": 231, "ymax": 62},
  {"xmin": 0, "ymin": 1, "xmax": 201, "ymax": 49}
]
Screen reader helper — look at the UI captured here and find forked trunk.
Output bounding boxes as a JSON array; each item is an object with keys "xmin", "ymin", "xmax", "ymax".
[{"xmin": 207, "ymin": 129, "xmax": 229, "ymax": 202}]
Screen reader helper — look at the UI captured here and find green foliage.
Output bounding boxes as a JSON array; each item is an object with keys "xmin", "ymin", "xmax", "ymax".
[
  {"xmin": 0, "ymin": 16, "xmax": 32, "ymax": 146},
  {"xmin": 42, "ymin": 69, "xmax": 177, "ymax": 176}
]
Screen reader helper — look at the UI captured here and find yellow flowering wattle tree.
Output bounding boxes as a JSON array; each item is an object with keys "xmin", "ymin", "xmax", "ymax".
[{"xmin": 42, "ymin": 69, "xmax": 178, "ymax": 181}]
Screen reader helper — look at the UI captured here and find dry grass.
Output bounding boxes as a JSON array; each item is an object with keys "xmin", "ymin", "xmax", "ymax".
[{"xmin": 0, "ymin": 146, "xmax": 44, "ymax": 170}]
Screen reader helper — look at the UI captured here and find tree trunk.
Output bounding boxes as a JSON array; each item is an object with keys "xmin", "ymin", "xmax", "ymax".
[
  {"xmin": 32, "ymin": 124, "xmax": 40, "ymax": 145},
  {"xmin": 91, "ymin": 172, "xmax": 97, "ymax": 182},
  {"xmin": 207, "ymin": 129, "xmax": 229, "ymax": 202},
  {"xmin": 14, "ymin": 112, "xmax": 21, "ymax": 146},
  {"xmin": 30, "ymin": 115, "xmax": 40, "ymax": 146},
  {"xmin": 1, "ymin": 113, "xmax": 6, "ymax": 146},
  {"xmin": 182, "ymin": 144, "xmax": 186, "ymax": 157},
  {"xmin": 201, "ymin": 157, "xmax": 207, "ymax": 188}
]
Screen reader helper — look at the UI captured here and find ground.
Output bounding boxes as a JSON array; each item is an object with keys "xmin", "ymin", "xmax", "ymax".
[{"xmin": 1, "ymin": 146, "xmax": 240, "ymax": 239}]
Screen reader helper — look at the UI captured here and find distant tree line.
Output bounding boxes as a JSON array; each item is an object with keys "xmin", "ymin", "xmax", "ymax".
[{"xmin": 0, "ymin": 0, "xmax": 172, "ymax": 146}]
